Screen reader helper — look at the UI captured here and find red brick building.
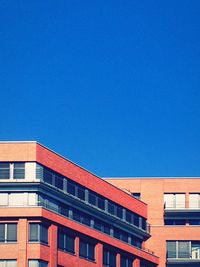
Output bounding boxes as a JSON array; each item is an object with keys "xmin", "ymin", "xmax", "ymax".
[
  {"xmin": 0, "ymin": 142, "xmax": 158, "ymax": 267},
  {"xmin": 107, "ymin": 178, "xmax": 200, "ymax": 267}
]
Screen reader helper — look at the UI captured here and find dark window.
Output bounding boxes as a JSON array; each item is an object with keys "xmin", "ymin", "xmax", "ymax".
[
  {"xmin": 77, "ymin": 185, "xmax": 85, "ymax": 201},
  {"xmin": 189, "ymin": 219, "xmax": 200, "ymax": 225},
  {"xmin": 79, "ymin": 239, "xmax": 95, "ymax": 261},
  {"xmin": 29, "ymin": 224, "xmax": 48, "ymax": 244},
  {"xmin": 13, "ymin": 162, "xmax": 25, "ymax": 179},
  {"xmin": 133, "ymin": 214, "xmax": 140, "ymax": 227},
  {"xmin": 116, "ymin": 206, "xmax": 123, "ymax": 219},
  {"xmin": 93, "ymin": 219, "xmax": 102, "ymax": 231},
  {"xmin": 0, "ymin": 162, "xmax": 10, "ymax": 179},
  {"xmin": 97, "ymin": 196, "xmax": 105, "ymax": 210},
  {"xmin": 0, "ymin": 223, "xmax": 17, "ymax": 243},
  {"xmin": 125, "ymin": 211, "xmax": 132, "ymax": 224},
  {"xmin": 60, "ymin": 205, "xmax": 70, "ymax": 217},
  {"xmin": 43, "ymin": 168, "xmax": 53, "ymax": 185},
  {"xmin": 103, "ymin": 248, "xmax": 116, "ymax": 267},
  {"xmin": 108, "ymin": 201, "xmax": 115, "ymax": 215},
  {"xmin": 113, "ymin": 228, "xmax": 128, "ymax": 243},
  {"xmin": 0, "ymin": 224, "xmax": 5, "ymax": 242},
  {"xmin": 131, "ymin": 236, "xmax": 142, "ymax": 249},
  {"xmin": 72, "ymin": 209, "xmax": 81, "ymax": 222},
  {"xmin": 165, "ymin": 219, "xmax": 186, "ymax": 225},
  {"xmin": 58, "ymin": 230, "xmax": 75, "ymax": 254},
  {"xmin": 121, "ymin": 256, "xmax": 132, "ymax": 267},
  {"xmin": 55, "ymin": 175, "xmax": 64, "ymax": 190},
  {"xmin": 142, "ymin": 218, "xmax": 147, "ymax": 230},
  {"xmin": 67, "ymin": 180, "xmax": 76, "ymax": 196},
  {"xmin": 88, "ymin": 192, "xmax": 97, "ymax": 206}
]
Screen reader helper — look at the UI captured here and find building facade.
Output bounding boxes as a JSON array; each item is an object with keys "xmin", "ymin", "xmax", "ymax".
[
  {"xmin": 0, "ymin": 142, "xmax": 158, "ymax": 267},
  {"xmin": 107, "ymin": 178, "xmax": 200, "ymax": 267}
]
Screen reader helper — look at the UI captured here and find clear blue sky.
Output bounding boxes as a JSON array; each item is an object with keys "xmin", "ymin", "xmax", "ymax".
[{"xmin": 0, "ymin": 1, "xmax": 200, "ymax": 177}]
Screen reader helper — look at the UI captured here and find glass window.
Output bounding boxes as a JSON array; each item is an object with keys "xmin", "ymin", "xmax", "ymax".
[
  {"xmin": 67, "ymin": 180, "xmax": 76, "ymax": 196},
  {"xmin": 29, "ymin": 224, "xmax": 48, "ymax": 244},
  {"xmin": 13, "ymin": 163, "xmax": 25, "ymax": 179},
  {"xmin": 77, "ymin": 185, "xmax": 85, "ymax": 201},
  {"xmin": 0, "ymin": 224, "xmax": 17, "ymax": 243},
  {"xmin": 116, "ymin": 206, "xmax": 123, "ymax": 219},
  {"xmin": 178, "ymin": 241, "xmax": 190, "ymax": 258},
  {"xmin": 189, "ymin": 194, "xmax": 200, "ymax": 209},
  {"xmin": 28, "ymin": 260, "xmax": 48, "ymax": 267},
  {"xmin": 79, "ymin": 239, "xmax": 95, "ymax": 261},
  {"xmin": 108, "ymin": 201, "xmax": 115, "ymax": 215},
  {"xmin": 97, "ymin": 196, "xmax": 105, "ymax": 210},
  {"xmin": 0, "ymin": 260, "xmax": 17, "ymax": 267},
  {"xmin": 133, "ymin": 214, "xmax": 140, "ymax": 227},
  {"xmin": 0, "ymin": 193, "xmax": 8, "ymax": 206},
  {"xmin": 55, "ymin": 175, "xmax": 64, "ymax": 190},
  {"xmin": 36, "ymin": 164, "xmax": 43, "ymax": 180},
  {"xmin": 189, "ymin": 219, "xmax": 200, "ymax": 225},
  {"xmin": 43, "ymin": 168, "xmax": 53, "ymax": 185},
  {"xmin": 0, "ymin": 163, "xmax": 10, "ymax": 179},
  {"xmin": 9, "ymin": 193, "xmax": 25, "ymax": 206},
  {"xmin": 121, "ymin": 256, "xmax": 132, "ymax": 267},
  {"xmin": 191, "ymin": 242, "xmax": 200, "ymax": 259},
  {"xmin": 88, "ymin": 192, "xmax": 97, "ymax": 206},
  {"xmin": 60, "ymin": 205, "xmax": 70, "ymax": 217},
  {"xmin": 58, "ymin": 230, "xmax": 75, "ymax": 254},
  {"xmin": 125, "ymin": 211, "xmax": 132, "ymax": 224},
  {"xmin": 7, "ymin": 224, "xmax": 17, "ymax": 242},
  {"xmin": 103, "ymin": 248, "xmax": 116, "ymax": 267},
  {"xmin": 164, "ymin": 194, "xmax": 185, "ymax": 209},
  {"xmin": 167, "ymin": 241, "xmax": 176, "ymax": 258}
]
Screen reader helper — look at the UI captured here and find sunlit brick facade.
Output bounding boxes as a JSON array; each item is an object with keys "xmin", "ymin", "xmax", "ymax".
[
  {"xmin": 107, "ymin": 178, "xmax": 200, "ymax": 267},
  {"xmin": 0, "ymin": 142, "xmax": 158, "ymax": 267}
]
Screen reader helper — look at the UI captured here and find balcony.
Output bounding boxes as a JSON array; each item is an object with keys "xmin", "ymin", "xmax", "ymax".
[{"xmin": 164, "ymin": 201, "xmax": 200, "ymax": 220}]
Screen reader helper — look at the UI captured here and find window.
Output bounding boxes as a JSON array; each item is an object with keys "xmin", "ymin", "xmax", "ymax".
[
  {"xmin": 79, "ymin": 239, "xmax": 95, "ymax": 261},
  {"xmin": 43, "ymin": 168, "xmax": 53, "ymax": 185},
  {"xmin": 191, "ymin": 242, "xmax": 200, "ymax": 259},
  {"xmin": 13, "ymin": 163, "xmax": 25, "ymax": 179},
  {"xmin": 0, "ymin": 163, "xmax": 10, "ymax": 179},
  {"xmin": 120, "ymin": 256, "xmax": 132, "ymax": 267},
  {"xmin": 54, "ymin": 174, "xmax": 64, "ymax": 190},
  {"xmin": 165, "ymin": 219, "xmax": 186, "ymax": 225},
  {"xmin": 0, "ymin": 224, "xmax": 17, "ymax": 243},
  {"xmin": 77, "ymin": 185, "xmax": 86, "ymax": 201},
  {"xmin": 189, "ymin": 219, "xmax": 200, "ymax": 225},
  {"xmin": 58, "ymin": 230, "xmax": 75, "ymax": 254},
  {"xmin": 36, "ymin": 164, "xmax": 43, "ymax": 179},
  {"xmin": 28, "ymin": 260, "xmax": 48, "ymax": 267},
  {"xmin": 67, "ymin": 180, "xmax": 76, "ymax": 196},
  {"xmin": 167, "ymin": 241, "xmax": 200, "ymax": 259},
  {"xmin": 29, "ymin": 224, "xmax": 48, "ymax": 244},
  {"xmin": 131, "ymin": 236, "xmax": 142, "ymax": 249},
  {"xmin": 189, "ymin": 194, "xmax": 200, "ymax": 209},
  {"xmin": 113, "ymin": 228, "xmax": 128, "ymax": 243},
  {"xmin": 0, "ymin": 260, "xmax": 17, "ymax": 267},
  {"xmin": 72, "ymin": 209, "xmax": 91, "ymax": 226},
  {"xmin": 164, "ymin": 194, "xmax": 185, "ymax": 209},
  {"xmin": 103, "ymin": 248, "xmax": 116, "ymax": 267}
]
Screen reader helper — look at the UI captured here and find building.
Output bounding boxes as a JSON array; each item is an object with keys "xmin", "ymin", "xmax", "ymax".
[
  {"xmin": 106, "ymin": 177, "xmax": 200, "ymax": 267},
  {"xmin": 0, "ymin": 142, "xmax": 159, "ymax": 267}
]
